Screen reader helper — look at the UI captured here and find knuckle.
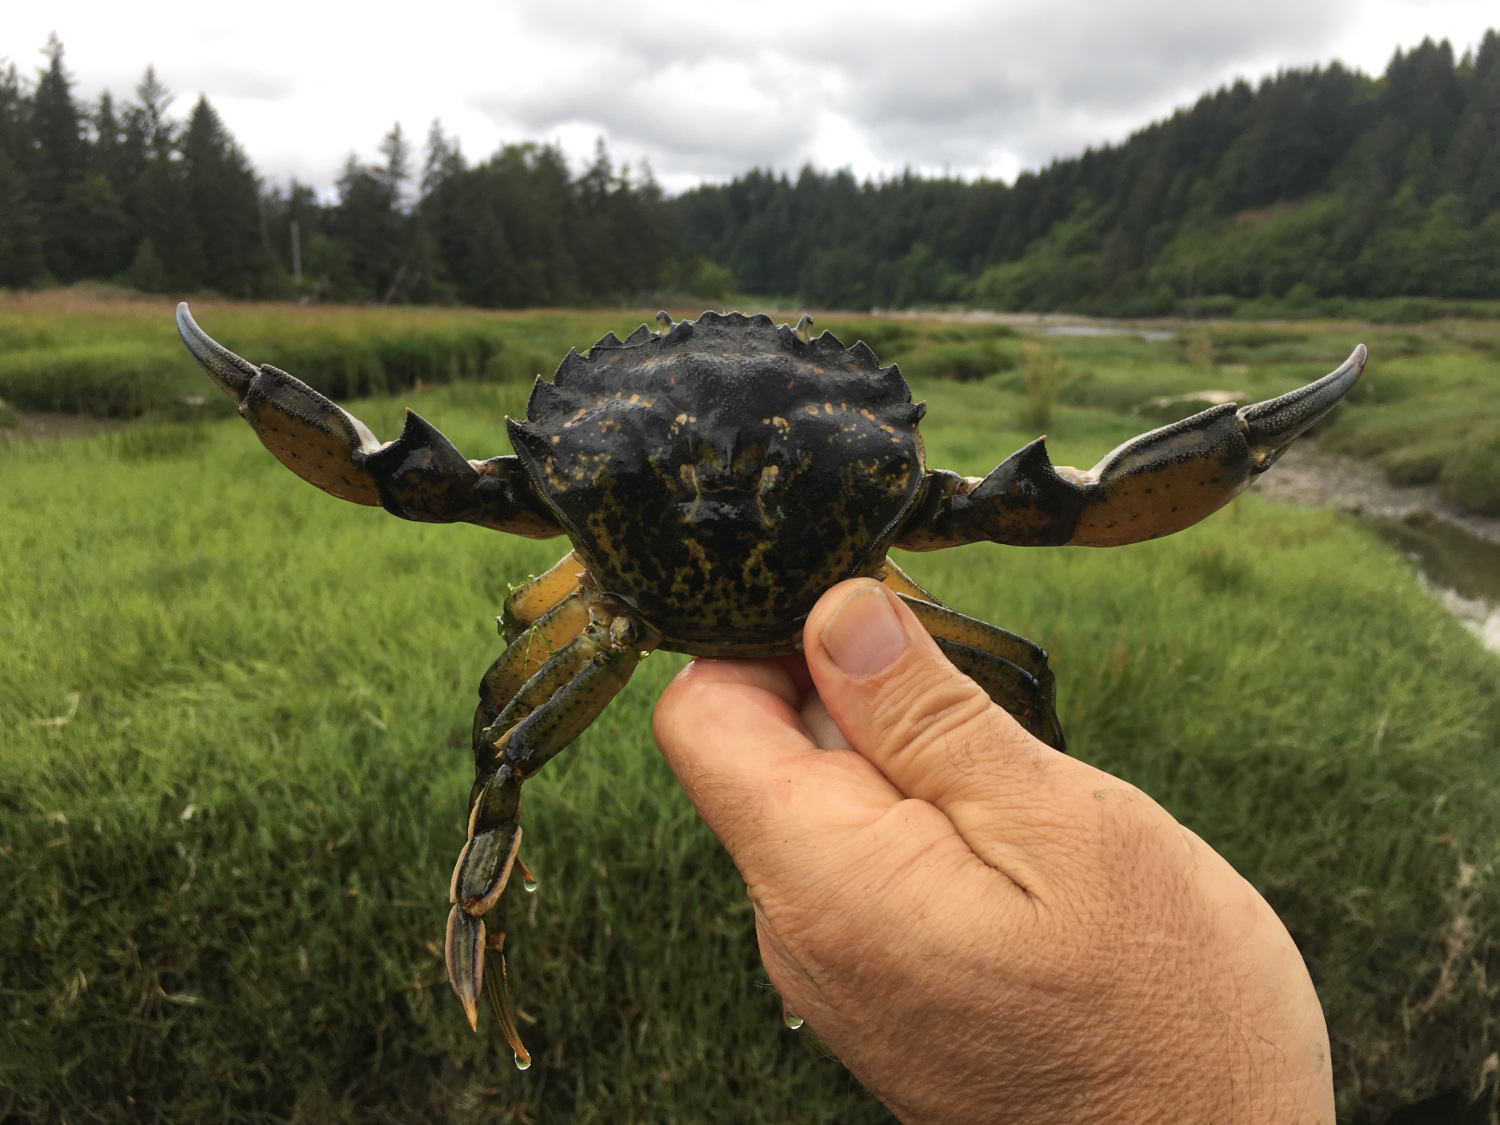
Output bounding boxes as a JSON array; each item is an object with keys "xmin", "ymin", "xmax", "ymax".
[{"xmin": 869, "ymin": 655, "xmax": 995, "ymax": 764}]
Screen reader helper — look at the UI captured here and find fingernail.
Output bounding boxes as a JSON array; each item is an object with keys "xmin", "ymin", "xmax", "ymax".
[{"xmin": 820, "ymin": 585, "xmax": 907, "ymax": 677}]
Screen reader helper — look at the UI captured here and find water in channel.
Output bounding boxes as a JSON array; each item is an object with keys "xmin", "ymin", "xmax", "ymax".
[{"xmin": 1251, "ymin": 441, "xmax": 1500, "ymax": 653}]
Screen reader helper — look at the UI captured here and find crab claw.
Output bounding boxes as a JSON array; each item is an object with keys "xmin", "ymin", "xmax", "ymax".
[
  {"xmin": 899, "ymin": 345, "xmax": 1367, "ymax": 550},
  {"xmin": 176, "ymin": 302, "xmax": 386, "ymax": 505},
  {"xmin": 177, "ymin": 303, "xmax": 562, "ymax": 535}
]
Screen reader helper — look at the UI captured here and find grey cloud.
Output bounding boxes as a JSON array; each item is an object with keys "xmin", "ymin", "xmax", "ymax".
[
  {"xmin": 472, "ymin": 0, "xmax": 1364, "ymax": 186},
  {"xmin": 792, "ymin": 2, "xmax": 1354, "ymax": 165}
]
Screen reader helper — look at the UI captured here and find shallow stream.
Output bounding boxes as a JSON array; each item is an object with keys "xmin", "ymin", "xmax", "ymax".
[{"xmin": 1251, "ymin": 442, "xmax": 1500, "ymax": 652}]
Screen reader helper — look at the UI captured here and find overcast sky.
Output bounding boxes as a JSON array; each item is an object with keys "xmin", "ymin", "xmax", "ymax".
[{"xmin": 3, "ymin": 1, "xmax": 1496, "ymax": 198}]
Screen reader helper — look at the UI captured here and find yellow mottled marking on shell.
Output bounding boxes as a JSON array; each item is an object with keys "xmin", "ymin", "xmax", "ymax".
[
  {"xmin": 678, "ymin": 463, "xmax": 703, "ymax": 521},
  {"xmin": 754, "ymin": 464, "xmax": 779, "ymax": 524},
  {"xmin": 672, "ymin": 538, "xmax": 715, "ymax": 604}
]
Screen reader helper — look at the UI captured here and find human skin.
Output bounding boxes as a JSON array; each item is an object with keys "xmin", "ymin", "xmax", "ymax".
[{"xmin": 652, "ymin": 578, "xmax": 1335, "ymax": 1125}]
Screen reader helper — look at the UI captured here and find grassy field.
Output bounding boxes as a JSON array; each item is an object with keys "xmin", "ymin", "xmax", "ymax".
[
  {"xmin": 2, "ymin": 298, "xmax": 1500, "ymax": 1121},
  {"xmin": 3, "ymin": 351, "xmax": 1499, "ymax": 1123}
]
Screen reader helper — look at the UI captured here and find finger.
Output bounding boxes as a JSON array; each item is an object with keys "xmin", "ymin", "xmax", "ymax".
[
  {"xmin": 799, "ymin": 690, "xmax": 853, "ymax": 751},
  {"xmin": 803, "ymin": 579, "xmax": 1121, "ymax": 879},
  {"xmin": 653, "ymin": 659, "xmax": 906, "ymax": 878}
]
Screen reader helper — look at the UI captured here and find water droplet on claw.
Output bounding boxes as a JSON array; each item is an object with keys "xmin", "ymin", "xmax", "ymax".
[
  {"xmin": 514, "ymin": 1052, "xmax": 532, "ymax": 1071},
  {"xmin": 781, "ymin": 1001, "xmax": 804, "ymax": 1030}
]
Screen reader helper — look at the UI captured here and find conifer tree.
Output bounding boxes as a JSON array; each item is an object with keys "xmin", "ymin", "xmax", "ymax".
[
  {"xmin": 31, "ymin": 34, "xmax": 85, "ymax": 279},
  {"xmin": 120, "ymin": 66, "xmax": 191, "ymax": 292},
  {"xmin": 181, "ymin": 95, "xmax": 266, "ymax": 295},
  {"xmin": 0, "ymin": 61, "xmax": 44, "ymax": 286}
]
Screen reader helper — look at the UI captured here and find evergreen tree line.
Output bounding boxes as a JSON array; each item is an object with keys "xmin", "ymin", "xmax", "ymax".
[
  {"xmin": 0, "ymin": 37, "xmax": 686, "ymax": 304},
  {"xmin": 0, "ymin": 31, "xmax": 1496, "ymax": 311}
]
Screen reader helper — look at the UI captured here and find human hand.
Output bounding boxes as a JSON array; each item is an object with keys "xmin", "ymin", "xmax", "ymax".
[{"xmin": 652, "ymin": 579, "xmax": 1334, "ymax": 1124}]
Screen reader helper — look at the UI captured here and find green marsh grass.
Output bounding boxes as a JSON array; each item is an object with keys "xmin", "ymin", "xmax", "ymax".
[
  {"xmin": 0, "ymin": 293, "xmax": 650, "ymax": 419},
  {"xmin": 2, "ymin": 321, "xmax": 1500, "ymax": 1121}
]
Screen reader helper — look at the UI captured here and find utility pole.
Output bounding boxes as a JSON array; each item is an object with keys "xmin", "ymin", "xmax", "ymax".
[{"xmin": 290, "ymin": 219, "xmax": 302, "ymax": 284}]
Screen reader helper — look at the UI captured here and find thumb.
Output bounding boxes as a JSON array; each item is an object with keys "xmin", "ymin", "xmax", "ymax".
[{"xmin": 804, "ymin": 579, "xmax": 1086, "ymax": 872}]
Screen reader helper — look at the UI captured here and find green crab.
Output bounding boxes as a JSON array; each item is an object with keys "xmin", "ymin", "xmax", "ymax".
[{"xmin": 176, "ymin": 303, "xmax": 1365, "ymax": 1065}]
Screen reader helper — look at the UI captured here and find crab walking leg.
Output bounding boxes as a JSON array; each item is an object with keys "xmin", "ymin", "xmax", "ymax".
[
  {"xmin": 876, "ymin": 556, "xmax": 940, "ymax": 604},
  {"xmin": 896, "ymin": 594, "xmax": 1056, "ymax": 702},
  {"xmin": 500, "ymin": 551, "xmax": 587, "ymax": 640},
  {"xmin": 446, "ymin": 897, "xmax": 533, "ymax": 1067},
  {"xmin": 480, "ymin": 899, "xmax": 531, "ymax": 1068},
  {"xmin": 447, "ymin": 610, "xmax": 658, "ymax": 1040},
  {"xmin": 897, "ymin": 345, "xmax": 1367, "ymax": 551},
  {"xmin": 936, "ymin": 638, "xmax": 1066, "ymax": 752},
  {"xmin": 473, "ymin": 587, "xmax": 590, "ymax": 752},
  {"xmin": 896, "ymin": 595, "xmax": 1065, "ymax": 752}
]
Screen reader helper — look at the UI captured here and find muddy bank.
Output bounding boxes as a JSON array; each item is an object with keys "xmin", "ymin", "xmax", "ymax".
[
  {"xmin": 1251, "ymin": 441, "xmax": 1500, "ymax": 548},
  {"xmin": 1253, "ymin": 441, "xmax": 1500, "ymax": 651}
]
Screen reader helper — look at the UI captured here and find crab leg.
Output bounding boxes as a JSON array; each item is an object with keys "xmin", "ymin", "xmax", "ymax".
[
  {"xmin": 893, "ymin": 594, "xmax": 1064, "ymax": 751},
  {"xmin": 473, "ymin": 586, "xmax": 591, "ymax": 751},
  {"xmin": 898, "ymin": 345, "xmax": 1366, "ymax": 550},
  {"xmin": 447, "ymin": 605, "xmax": 657, "ymax": 1055},
  {"xmin": 876, "ymin": 556, "xmax": 940, "ymax": 603},
  {"xmin": 874, "ymin": 557, "xmax": 1062, "ymax": 746},
  {"xmin": 500, "ymin": 551, "xmax": 588, "ymax": 640},
  {"xmin": 176, "ymin": 303, "xmax": 561, "ymax": 536}
]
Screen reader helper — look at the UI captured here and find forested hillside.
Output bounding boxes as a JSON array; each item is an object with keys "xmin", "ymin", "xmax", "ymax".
[
  {"xmin": 1, "ymin": 30, "xmax": 1496, "ymax": 312},
  {"xmin": 679, "ymin": 31, "xmax": 1500, "ymax": 312}
]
